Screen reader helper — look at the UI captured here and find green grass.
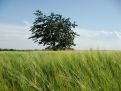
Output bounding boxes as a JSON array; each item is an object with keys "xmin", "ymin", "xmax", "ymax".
[{"xmin": 0, "ymin": 51, "xmax": 121, "ymax": 91}]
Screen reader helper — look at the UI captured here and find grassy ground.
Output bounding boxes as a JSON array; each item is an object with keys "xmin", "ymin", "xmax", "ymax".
[{"xmin": 0, "ymin": 51, "xmax": 121, "ymax": 91}]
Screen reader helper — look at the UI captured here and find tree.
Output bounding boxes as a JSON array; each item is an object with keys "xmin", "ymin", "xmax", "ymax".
[{"xmin": 29, "ymin": 10, "xmax": 79, "ymax": 50}]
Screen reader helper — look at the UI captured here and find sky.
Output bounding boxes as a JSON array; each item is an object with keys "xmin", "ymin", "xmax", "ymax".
[{"xmin": 0, "ymin": 0, "xmax": 121, "ymax": 50}]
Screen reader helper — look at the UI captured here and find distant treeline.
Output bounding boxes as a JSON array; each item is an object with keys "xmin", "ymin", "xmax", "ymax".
[
  {"xmin": 0, "ymin": 48, "xmax": 16, "ymax": 51},
  {"xmin": 0, "ymin": 48, "xmax": 40, "ymax": 51}
]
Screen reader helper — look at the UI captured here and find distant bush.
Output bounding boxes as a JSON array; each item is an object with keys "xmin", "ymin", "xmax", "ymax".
[
  {"xmin": 0, "ymin": 48, "xmax": 41, "ymax": 51},
  {"xmin": 43, "ymin": 46, "xmax": 74, "ymax": 51},
  {"xmin": 0, "ymin": 48, "xmax": 16, "ymax": 51}
]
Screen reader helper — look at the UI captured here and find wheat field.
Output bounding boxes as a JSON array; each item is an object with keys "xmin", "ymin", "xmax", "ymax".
[{"xmin": 0, "ymin": 51, "xmax": 121, "ymax": 91}]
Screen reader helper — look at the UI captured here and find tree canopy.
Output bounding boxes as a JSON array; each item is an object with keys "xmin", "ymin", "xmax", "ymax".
[{"xmin": 29, "ymin": 10, "xmax": 79, "ymax": 50}]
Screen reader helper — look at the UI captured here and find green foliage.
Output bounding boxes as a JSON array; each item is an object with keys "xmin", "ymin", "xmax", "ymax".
[
  {"xmin": 0, "ymin": 48, "xmax": 15, "ymax": 51},
  {"xmin": 29, "ymin": 10, "xmax": 79, "ymax": 50},
  {"xmin": 0, "ymin": 51, "xmax": 121, "ymax": 91}
]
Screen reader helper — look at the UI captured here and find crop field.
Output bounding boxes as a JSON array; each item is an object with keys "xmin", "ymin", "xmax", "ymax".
[{"xmin": 0, "ymin": 51, "xmax": 121, "ymax": 91}]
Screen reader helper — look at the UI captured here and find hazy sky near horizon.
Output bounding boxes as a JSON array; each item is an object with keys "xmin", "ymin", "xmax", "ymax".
[{"xmin": 0, "ymin": 0, "xmax": 121, "ymax": 50}]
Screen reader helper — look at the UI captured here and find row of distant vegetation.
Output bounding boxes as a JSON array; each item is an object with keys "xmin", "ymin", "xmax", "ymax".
[
  {"xmin": 0, "ymin": 49, "xmax": 40, "ymax": 51},
  {"xmin": 0, "ymin": 48, "xmax": 16, "ymax": 51}
]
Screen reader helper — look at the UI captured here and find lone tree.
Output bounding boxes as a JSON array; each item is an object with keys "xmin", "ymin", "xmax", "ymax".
[{"xmin": 29, "ymin": 10, "xmax": 79, "ymax": 50}]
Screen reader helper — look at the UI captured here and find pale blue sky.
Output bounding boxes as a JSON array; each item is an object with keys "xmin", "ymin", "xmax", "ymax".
[
  {"xmin": 0, "ymin": 0, "xmax": 121, "ymax": 30},
  {"xmin": 0, "ymin": 0, "xmax": 121, "ymax": 50}
]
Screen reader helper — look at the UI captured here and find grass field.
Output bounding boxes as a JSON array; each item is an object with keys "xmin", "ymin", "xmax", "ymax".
[{"xmin": 0, "ymin": 51, "xmax": 121, "ymax": 91}]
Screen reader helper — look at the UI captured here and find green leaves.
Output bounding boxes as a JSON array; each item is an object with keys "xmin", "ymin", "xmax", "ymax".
[{"xmin": 29, "ymin": 10, "xmax": 79, "ymax": 50}]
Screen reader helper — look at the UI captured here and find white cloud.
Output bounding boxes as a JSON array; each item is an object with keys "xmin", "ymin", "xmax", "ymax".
[
  {"xmin": 74, "ymin": 28, "xmax": 115, "ymax": 39},
  {"xmin": 115, "ymin": 32, "xmax": 121, "ymax": 40},
  {"xmin": 0, "ymin": 23, "xmax": 42, "ymax": 49},
  {"xmin": 74, "ymin": 28, "xmax": 121, "ymax": 50},
  {"xmin": 0, "ymin": 23, "xmax": 121, "ymax": 50}
]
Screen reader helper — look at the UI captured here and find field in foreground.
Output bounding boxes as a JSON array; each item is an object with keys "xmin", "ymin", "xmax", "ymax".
[{"xmin": 0, "ymin": 51, "xmax": 121, "ymax": 91}]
